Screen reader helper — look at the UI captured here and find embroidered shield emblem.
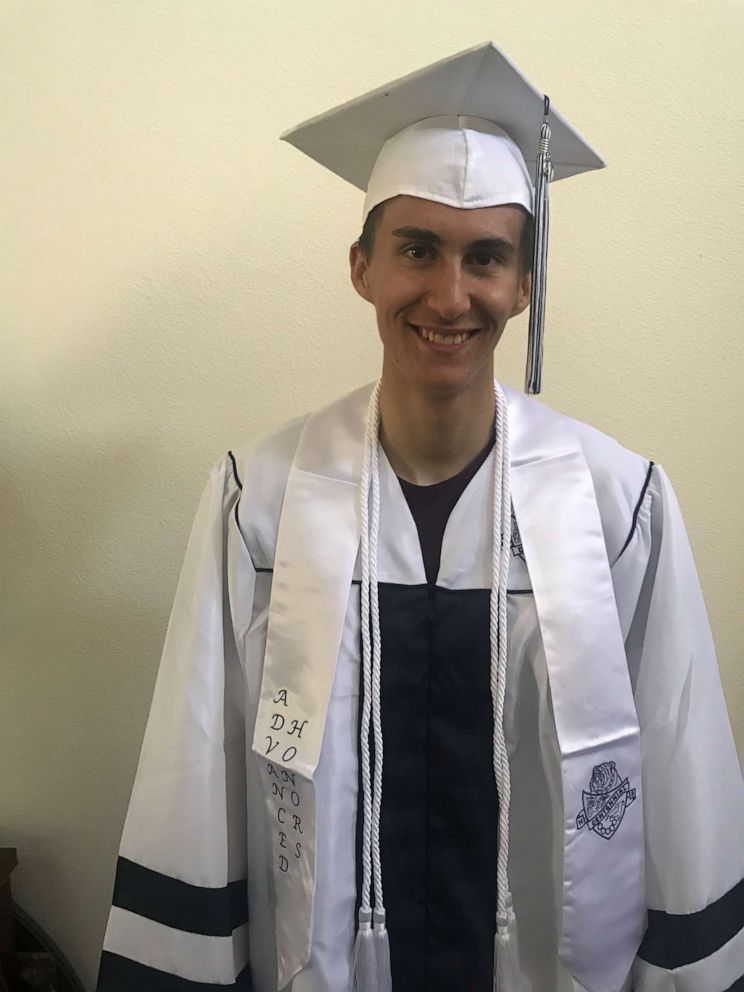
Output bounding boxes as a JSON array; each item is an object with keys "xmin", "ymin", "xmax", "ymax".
[
  {"xmin": 576, "ymin": 761, "xmax": 636, "ymax": 840},
  {"xmin": 510, "ymin": 513, "xmax": 525, "ymax": 560}
]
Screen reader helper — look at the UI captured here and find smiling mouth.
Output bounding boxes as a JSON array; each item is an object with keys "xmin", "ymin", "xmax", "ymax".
[{"xmin": 410, "ymin": 324, "xmax": 478, "ymax": 346}]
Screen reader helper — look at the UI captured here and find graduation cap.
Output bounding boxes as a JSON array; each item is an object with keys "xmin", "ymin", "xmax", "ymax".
[{"xmin": 282, "ymin": 41, "xmax": 605, "ymax": 395}]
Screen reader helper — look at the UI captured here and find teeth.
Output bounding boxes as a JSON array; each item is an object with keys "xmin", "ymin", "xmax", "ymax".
[{"xmin": 416, "ymin": 326, "xmax": 472, "ymax": 345}]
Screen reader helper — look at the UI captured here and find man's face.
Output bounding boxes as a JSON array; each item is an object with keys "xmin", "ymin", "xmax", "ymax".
[{"xmin": 349, "ymin": 195, "xmax": 531, "ymax": 399}]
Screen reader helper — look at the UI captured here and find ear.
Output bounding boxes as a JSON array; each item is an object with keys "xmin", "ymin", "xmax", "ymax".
[
  {"xmin": 510, "ymin": 268, "xmax": 532, "ymax": 318},
  {"xmin": 349, "ymin": 241, "xmax": 373, "ymax": 303}
]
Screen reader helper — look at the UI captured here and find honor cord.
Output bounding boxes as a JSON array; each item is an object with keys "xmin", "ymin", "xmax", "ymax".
[{"xmin": 355, "ymin": 380, "xmax": 521, "ymax": 990}]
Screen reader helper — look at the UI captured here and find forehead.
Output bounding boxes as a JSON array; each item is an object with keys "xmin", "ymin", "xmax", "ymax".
[{"xmin": 377, "ymin": 194, "xmax": 527, "ymax": 243}]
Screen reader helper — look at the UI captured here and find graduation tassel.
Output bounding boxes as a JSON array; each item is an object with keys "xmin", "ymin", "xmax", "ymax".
[{"xmin": 525, "ymin": 95, "xmax": 553, "ymax": 396}]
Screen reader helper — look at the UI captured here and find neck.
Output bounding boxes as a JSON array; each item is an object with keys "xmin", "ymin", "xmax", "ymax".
[{"xmin": 378, "ymin": 370, "xmax": 496, "ymax": 485}]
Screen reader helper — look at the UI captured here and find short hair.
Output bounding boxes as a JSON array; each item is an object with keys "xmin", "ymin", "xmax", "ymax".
[
  {"xmin": 357, "ymin": 200, "xmax": 535, "ymax": 274},
  {"xmin": 357, "ymin": 201, "xmax": 385, "ymax": 260}
]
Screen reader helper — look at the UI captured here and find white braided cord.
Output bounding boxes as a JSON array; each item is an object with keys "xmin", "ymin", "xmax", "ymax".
[
  {"xmin": 358, "ymin": 381, "xmax": 381, "ymax": 914},
  {"xmin": 359, "ymin": 378, "xmax": 513, "ymax": 954},
  {"xmin": 490, "ymin": 386, "xmax": 506, "ymax": 909},
  {"xmin": 492, "ymin": 381, "xmax": 513, "ymax": 921},
  {"xmin": 368, "ymin": 386, "xmax": 385, "ymax": 916}
]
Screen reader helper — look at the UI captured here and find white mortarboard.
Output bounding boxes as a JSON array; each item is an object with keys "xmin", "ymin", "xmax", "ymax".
[{"xmin": 282, "ymin": 41, "xmax": 605, "ymax": 394}]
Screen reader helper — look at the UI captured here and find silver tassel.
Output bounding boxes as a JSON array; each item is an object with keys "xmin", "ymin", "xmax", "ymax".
[
  {"xmin": 373, "ymin": 908, "xmax": 393, "ymax": 992},
  {"xmin": 493, "ymin": 893, "xmax": 525, "ymax": 991},
  {"xmin": 525, "ymin": 95, "xmax": 553, "ymax": 396},
  {"xmin": 352, "ymin": 907, "xmax": 377, "ymax": 991}
]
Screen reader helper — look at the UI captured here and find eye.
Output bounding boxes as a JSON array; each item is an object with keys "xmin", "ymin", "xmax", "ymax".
[
  {"xmin": 403, "ymin": 244, "xmax": 432, "ymax": 261},
  {"xmin": 470, "ymin": 251, "xmax": 501, "ymax": 268}
]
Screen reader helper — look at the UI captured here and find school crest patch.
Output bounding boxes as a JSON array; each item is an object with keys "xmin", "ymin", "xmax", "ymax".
[
  {"xmin": 510, "ymin": 513, "xmax": 525, "ymax": 560},
  {"xmin": 576, "ymin": 761, "xmax": 636, "ymax": 840}
]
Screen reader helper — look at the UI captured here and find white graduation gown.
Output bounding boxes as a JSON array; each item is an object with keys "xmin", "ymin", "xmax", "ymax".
[{"xmin": 97, "ymin": 383, "xmax": 744, "ymax": 992}]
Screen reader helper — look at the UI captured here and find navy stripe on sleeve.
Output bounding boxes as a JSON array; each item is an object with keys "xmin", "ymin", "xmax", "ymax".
[
  {"xmin": 97, "ymin": 952, "xmax": 252, "ymax": 991},
  {"xmin": 638, "ymin": 876, "xmax": 744, "ymax": 970},
  {"xmin": 227, "ymin": 451, "xmax": 243, "ymax": 490},
  {"xmin": 111, "ymin": 857, "xmax": 248, "ymax": 937},
  {"xmin": 616, "ymin": 460, "xmax": 655, "ymax": 561}
]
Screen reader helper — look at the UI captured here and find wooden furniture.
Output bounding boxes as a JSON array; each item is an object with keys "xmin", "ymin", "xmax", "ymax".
[{"xmin": 0, "ymin": 849, "xmax": 18, "ymax": 992}]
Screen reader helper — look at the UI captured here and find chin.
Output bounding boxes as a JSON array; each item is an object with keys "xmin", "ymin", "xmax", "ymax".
[{"xmin": 412, "ymin": 370, "xmax": 480, "ymax": 397}]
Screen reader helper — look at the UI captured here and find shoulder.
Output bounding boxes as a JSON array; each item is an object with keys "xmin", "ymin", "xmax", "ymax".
[
  {"xmin": 506, "ymin": 387, "xmax": 654, "ymax": 565},
  {"xmin": 567, "ymin": 414, "xmax": 654, "ymax": 563},
  {"xmin": 229, "ymin": 412, "xmax": 309, "ymax": 496},
  {"xmin": 225, "ymin": 413, "xmax": 309, "ymax": 569},
  {"xmin": 223, "ymin": 385, "xmax": 371, "ymax": 567}
]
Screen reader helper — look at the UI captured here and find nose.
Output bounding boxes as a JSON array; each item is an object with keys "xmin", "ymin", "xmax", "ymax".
[{"xmin": 424, "ymin": 260, "xmax": 471, "ymax": 322}]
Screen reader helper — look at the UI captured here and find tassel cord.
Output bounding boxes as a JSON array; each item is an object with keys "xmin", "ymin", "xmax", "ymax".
[
  {"xmin": 490, "ymin": 382, "xmax": 513, "ymax": 917},
  {"xmin": 357, "ymin": 380, "xmax": 517, "ymax": 990},
  {"xmin": 369, "ymin": 401, "xmax": 385, "ymax": 913},
  {"xmin": 358, "ymin": 382, "xmax": 381, "ymax": 914},
  {"xmin": 491, "ymin": 382, "xmax": 524, "ymax": 991},
  {"xmin": 353, "ymin": 381, "xmax": 393, "ymax": 992}
]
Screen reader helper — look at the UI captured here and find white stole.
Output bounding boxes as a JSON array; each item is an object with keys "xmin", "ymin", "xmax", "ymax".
[
  {"xmin": 252, "ymin": 383, "xmax": 644, "ymax": 992},
  {"xmin": 506, "ymin": 387, "xmax": 645, "ymax": 992}
]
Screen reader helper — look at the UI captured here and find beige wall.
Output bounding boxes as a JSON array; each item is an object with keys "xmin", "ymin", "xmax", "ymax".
[{"xmin": 2, "ymin": 2, "xmax": 743, "ymax": 988}]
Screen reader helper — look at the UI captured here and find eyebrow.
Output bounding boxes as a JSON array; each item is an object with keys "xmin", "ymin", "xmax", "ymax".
[{"xmin": 390, "ymin": 226, "xmax": 515, "ymax": 254}]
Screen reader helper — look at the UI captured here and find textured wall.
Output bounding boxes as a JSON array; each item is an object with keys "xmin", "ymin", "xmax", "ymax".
[{"xmin": 2, "ymin": 2, "xmax": 742, "ymax": 987}]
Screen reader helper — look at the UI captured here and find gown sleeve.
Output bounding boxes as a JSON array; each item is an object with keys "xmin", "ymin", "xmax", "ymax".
[
  {"xmin": 626, "ymin": 465, "xmax": 744, "ymax": 992},
  {"xmin": 96, "ymin": 454, "xmax": 256, "ymax": 991}
]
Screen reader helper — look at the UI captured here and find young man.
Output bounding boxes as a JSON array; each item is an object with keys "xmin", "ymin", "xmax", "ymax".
[{"xmin": 97, "ymin": 43, "xmax": 744, "ymax": 992}]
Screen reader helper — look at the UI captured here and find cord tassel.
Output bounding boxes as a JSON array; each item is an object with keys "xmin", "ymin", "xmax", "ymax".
[
  {"xmin": 373, "ymin": 908, "xmax": 393, "ymax": 992},
  {"xmin": 352, "ymin": 907, "xmax": 377, "ymax": 991},
  {"xmin": 493, "ymin": 894, "xmax": 525, "ymax": 992},
  {"xmin": 525, "ymin": 96, "xmax": 553, "ymax": 396}
]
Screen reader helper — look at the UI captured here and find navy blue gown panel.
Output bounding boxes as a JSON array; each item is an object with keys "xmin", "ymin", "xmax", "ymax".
[{"xmin": 355, "ymin": 583, "xmax": 498, "ymax": 991}]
